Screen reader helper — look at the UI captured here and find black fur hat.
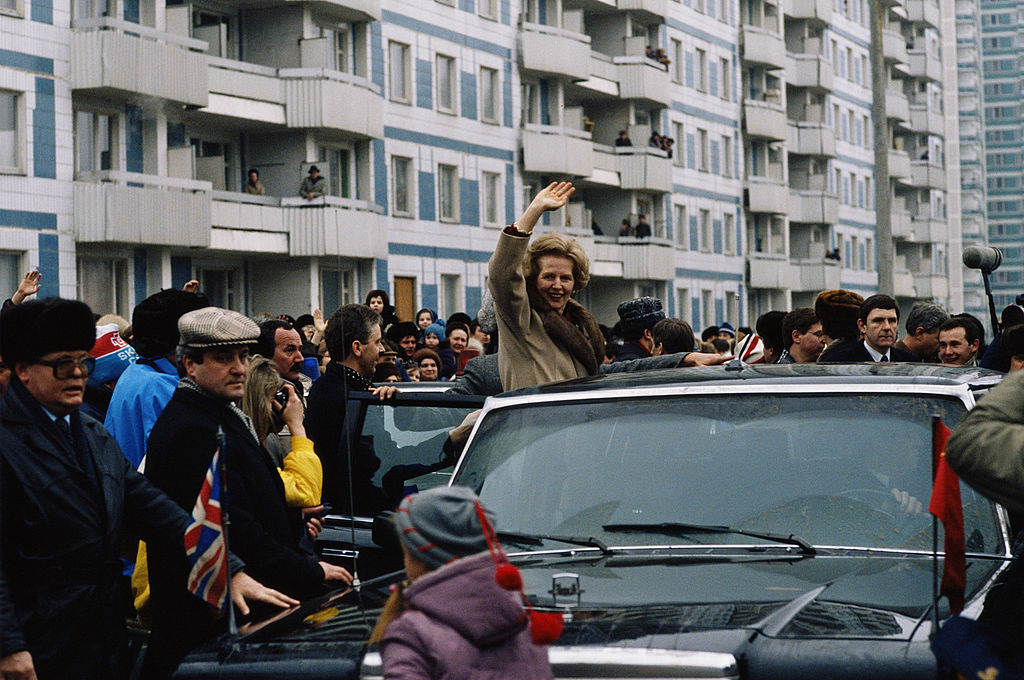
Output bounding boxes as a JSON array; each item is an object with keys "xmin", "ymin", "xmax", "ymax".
[
  {"xmin": 0, "ymin": 298, "xmax": 95, "ymax": 366},
  {"xmin": 131, "ymin": 289, "xmax": 209, "ymax": 358}
]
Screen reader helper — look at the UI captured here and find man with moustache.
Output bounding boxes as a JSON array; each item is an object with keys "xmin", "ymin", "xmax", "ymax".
[{"xmin": 254, "ymin": 318, "xmax": 307, "ymax": 391}]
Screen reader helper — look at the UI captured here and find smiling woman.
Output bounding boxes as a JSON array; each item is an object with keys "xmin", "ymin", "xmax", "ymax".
[{"xmin": 488, "ymin": 182, "xmax": 605, "ymax": 390}]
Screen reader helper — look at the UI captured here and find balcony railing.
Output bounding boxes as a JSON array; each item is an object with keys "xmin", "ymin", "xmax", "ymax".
[
  {"xmin": 281, "ymin": 196, "xmax": 386, "ymax": 258},
  {"xmin": 786, "ymin": 53, "xmax": 833, "ymax": 91},
  {"xmin": 521, "ymin": 22, "xmax": 592, "ymax": 80},
  {"xmin": 881, "ymin": 28, "xmax": 908, "ymax": 63},
  {"xmin": 744, "ymin": 99, "xmax": 787, "ymax": 140},
  {"xmin": 614, "ymin": 56, "xmax": 671, "ymax": 106},
  {"xmin": 907, "ymin": 50, "xmax": 941, "ymax": 81},
  {"xmin": 784, "ymin": 0, "xmax": 831, "ymax": 22},
  {"xmin": 907, "ymin": 0, "xmax": 940, "ymax": 27},
  {"xmin": 523, "ymin": 124, "xmax": 594, "ymax": 176},
  {"xmin": 741, "ymin": 25, "xmax": 786, "ymax": 68},
  {"xmin": 909, "ymin": 161, "xmax": 946, "ymax": 189},
  {"xmin": 747, "ymin": 175, "xmax": 788, "ymax": 214},
  {"xmin": 787, "ymin": 122, "xmax": 836, "ymax": 157}
]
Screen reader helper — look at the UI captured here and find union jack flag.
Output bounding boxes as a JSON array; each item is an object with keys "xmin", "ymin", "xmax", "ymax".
[{"xmin": 184, "ymin": 447, "xmax": 228, "ymax": 610}]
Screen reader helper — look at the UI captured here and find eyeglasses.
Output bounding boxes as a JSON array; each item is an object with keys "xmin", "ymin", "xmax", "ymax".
[{"xmin": 36, "ymin": 355, "xmax": 95, "ymax": 379}]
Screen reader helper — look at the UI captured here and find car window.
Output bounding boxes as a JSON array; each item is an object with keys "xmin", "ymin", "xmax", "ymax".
[
  {"xmin": 362, "ymin": 402, "xmax": 478, "ymax": 495},
  {"xmin": 456, "ymin": 393, "xmax": 1002, "ymax": 556}
]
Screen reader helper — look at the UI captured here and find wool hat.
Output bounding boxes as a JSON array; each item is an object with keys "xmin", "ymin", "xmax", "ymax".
[
  {"xmin": 814, "ymin": 289, "xmax": 864, "ymax": 341},
  {"xmin": 423, "ymin": 322, "xmax": 445, "ymax": 339},
  {"xmin": 735, "ymin": 333, "xmax": 766, "ymax": 364},
  {"xmin": 386, "ymin": 321, "xmax": 420, "ymax": 344},
  {"xmin": 0, "ymin": 298, "xmax": 96, "ymax": 366},
  {"xmin": 477, "ymin": 290, "xmax": 497, "ymax": 335},
  {"xmin": 718, "ymin": 322, "xmax": 735, "ymax": 338},
  {"xmin": 393, "ymin": 486, "xmax": 495, "ymax": 569},
  {"xmin": 132, "ymin": 289, "xmax": 209, "ymax": 358},
  {"xmin": 89, "ymin": 323, "xmax": 138, "ymax": 384},
  {"xmin": 616, "ymin": 297, "xmax": 666, "ymax": 337},
  {"xmin": 178, "ymin": 307, "xmax": 260, "ymax": 349}
]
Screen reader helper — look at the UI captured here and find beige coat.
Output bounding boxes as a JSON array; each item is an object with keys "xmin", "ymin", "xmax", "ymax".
[{"xmin": 489, "ymin": 231, "xmax": 599, "ymax": 391}]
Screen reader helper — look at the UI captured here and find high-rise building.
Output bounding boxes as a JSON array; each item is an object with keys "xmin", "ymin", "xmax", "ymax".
[{"xmin": 0, "ymin": 0, "xmax": 961, "ymax": 331}]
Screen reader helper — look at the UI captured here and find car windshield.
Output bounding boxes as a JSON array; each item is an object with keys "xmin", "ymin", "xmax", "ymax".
[{"xmin": 454, "ymin": 392, "xmax": 1003, "ymax": 554}]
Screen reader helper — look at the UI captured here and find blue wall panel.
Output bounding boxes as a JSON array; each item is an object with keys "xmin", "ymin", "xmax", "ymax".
[
  {"xmin": 459, "ymin": 178, "xmax": 479, "ymax": 226},
  {"xmin": 713, "ymin": 219, "xmax": 723, "ymax": 253},
  {"xmin": 418, "ymin": 171, "xmax": 436, "ymax": 221},
  {"xmin": 376, "ymin": 258, "xmax": 389, "ymax": 289},
  {"xmin": 500, "ymin": 0, "xmax": 510, "ymax": 24},
  {"xmin": 133, "ymin": 248, "xmax": 147, "ymax": 304},
  {"xmin": 37, "ymin": 233, "xmax": 58, "ymax": 298},
  {"xmin": 715, "ymin": 298, "xmax": 724, "ymax": 325},
  {"xmin": 170, "ymin": 256, "xmax": 192, "ymax": 289},
  {"xmin": 502, "ymin": 61, "xmax": 513, "ymax": 127},
  {"xmin": 465, "ymin": 285, "xmax": 482, "ymax": 317},
  {"xmin": 504, "ymin": 163, "xmax": 516, "ymax": 223},
  {"xmin": 370, "ymin": 22, "xmax": 385, "ymax": 90},
  {"xmin": 421, "ymin": 283, "xmax": 438, "ymax": 311},
  {"xmin": 125, "ymin": 105, "xmax": 143, "ymax": 173},
  {"xmin": 31, "ymin": 0, "xmax": 52, "ymax": 25},
  {"xmin": 416, "ymin": 59, "xmax": 433, "ymax": 109},
  {"xmin": 689, "ymin": 215, "xmax": 699, "ymax": 251},
  {"xmin": 460, "ymin": 71, "xmax": 477, "ymax": 120},
  {"xmin": 691, "ymin": 296, "xmax": 701, "ymax": 330},
  {"xmin": 373, "ymin": 139, "xmax": 388, "ymax": 213},
  {"xmin": 33, "ymin": 78, "xmax": 55, "ymax": 179}
]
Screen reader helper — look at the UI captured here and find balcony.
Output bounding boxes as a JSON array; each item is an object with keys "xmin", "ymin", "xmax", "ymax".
[
  {"xmin": 882, "ymin": 28, "xmax": 908, "ymax": 63},
  {"xmin": 915, "ymin": 274, "xmax": 948, "ymax": 299},
  {"xmin": 73, "ymin": 171, "xmax": 211, "ymax": 247},
  {"xmin": 744, "ymin": 100, "xmax": 787, "ymax": 140},
  {"xmin": 748, "ymin": 254, "xmax": 795, "ymax": 289},
  {"xmin": 209, "ymin": 193, "xmax": 288, "ymax": 254},
  {"xmin": 742, "ymin": 26, "xmax": 786, "ymax": 69},
  {"xmin": 615, "ymin": 58, "xmax": 671, "ymax": 107},
  {"xmin": 204, "ymin": 58, "xmax": 286, "ymax": 125},
  {"xmin": 523, "ymin": 125, "xmax": 595, "ymax": 176},
  {"xmin": 787, "ymin": 122, "xmax": 836, "ymax": 157},
  {"xmin": 786, "ymin": 54, "xmax": 833, "ymax": 91},
  {"xmin": 281, "ymin": 69, "xmax": 382, "ymax": 138},
  {"xmin": 747, "ymin": 175, "xmax": 789, "ymax": 214},
  {"xmin": 71, "ymin": 19, "xmax": 208, "ymax": 107},
  {"xmin": 592, "ymin": 237, "xmax": 675, "ymax": 280},
  {"xmin": 907, "ymin": 50, "xmax": 941, "ymax": 81},
  {"xmin": 784, "ymin": 0, "xmax": 831, "ymax": 22},
  {"xmin": 300, "ymin": 0, "xmax": 380, "ymax": 22},
  {"xmin": 910, "ymin": 161, "xmax": 945, "ymax": 189},
  {"xmin": 894, "ymin": 269, "xmax": 916, "ymax": 298},
  {"xmin": 793, "ymin": 257, "xmax": 840, "ymax": 291},
  {"xmin": 910, "ymin": 211, "xmax": 947, "ymax": 243},
  {"xmin": 907, "ymin": 0, "xmax": 940, "ymax": 27},
  {"xmin": 908, "ymin": 103, "xmax": 944, "ymax": 136},
  {"xmin": 886, "ymin": 90, "xmax": 910, "ymax": 122},
  {"xmin": 891, "ymin": 209, "xmax": 912, "ymax": 239},
  {"xmin": 889, "ymin": 149, "xmax": 912, "ymax": 178},
  {"xmin": 789, "ymin": 189, "xmax": 839, "ymax": 223},
  {"xmin": 521, "ymin": 23, "xmax": 592, "ymax": 81},
  {"xmin": 282, "ymin": 196, "xmax": 386, "ymax": 258},
  {"xmin": 617, "ymin": 0, "xmax": 668, "ymax": 21},
  {"xmin": 616, "ymin": 147, "xmax": 673, "ymax": 193}
]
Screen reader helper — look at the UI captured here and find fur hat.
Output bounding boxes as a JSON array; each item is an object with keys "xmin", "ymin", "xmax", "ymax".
[
  {"xmin": 132, "ymin": 289, "xmax": 209, "ymax": 358},
  {"xmin": 616, "ymin": 297, "xmax": 666, "ymax": 337},
  {"xmin": 387, "ymin": 321, "xmax": 420, "ymax": 344},
  {"xmin": 0, "ymin": 298, "xmax": 96, "ymax": 366},
  {"xmin": 814, "ymin": 289, "xmax": 864, "ymax": 341}
]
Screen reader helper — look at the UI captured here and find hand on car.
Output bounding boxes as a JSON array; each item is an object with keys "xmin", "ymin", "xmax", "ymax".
[
  {"xmin": 302, "ymin": 505, "xmax": 324, "ymax": 540},
  {"xmin": 891, "ymin": 487, "xmax": 923, "ymax": 515},
  {"xmin": 319, "ymin": 561, "xmax": 354, "ymax": 584},
  {"xmin": 371, "ymin": 385, "xmax": 398, "ymax": 400},
  {"xmin": 683, "ymin": 352, "xmax": 733, "ymax": 367},
  {"xmin": 0, "ymin": 650, "xmax": 36, "ymax": 680},
  {"xmin": 230, "ymin": 571, "xmax": 299, "ymax": 616}
]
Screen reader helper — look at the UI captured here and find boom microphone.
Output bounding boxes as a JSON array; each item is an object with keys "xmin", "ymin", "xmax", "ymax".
[{"xmin": 963, "ymin": 246, "xmax": 1002, "ymax": 272}]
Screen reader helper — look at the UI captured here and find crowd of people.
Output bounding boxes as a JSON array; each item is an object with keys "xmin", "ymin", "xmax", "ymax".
[{"xmin": 3, "ymin": 180, "xmax": 1024, "ymax": 680}]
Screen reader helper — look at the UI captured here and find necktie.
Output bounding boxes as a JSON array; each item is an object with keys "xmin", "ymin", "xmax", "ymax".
[
  {"xmin": 55, "ymin": 417, "xmax": 97, "ymax": 485},
  {"xmin": 879, "ymin": 355, "xmax": 889, "ymax": 362}
]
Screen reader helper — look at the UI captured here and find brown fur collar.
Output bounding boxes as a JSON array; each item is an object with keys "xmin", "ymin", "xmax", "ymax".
[{"xmin": 527, "ymin": 286, "xmax": 605, "ymax": 375}]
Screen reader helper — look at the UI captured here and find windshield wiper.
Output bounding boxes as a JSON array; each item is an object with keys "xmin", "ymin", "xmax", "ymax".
[
  {"xmin": 497, "ymin": 530, "xmax": 613, "ymax": 555},
  {"xmin": 602, "ymin": 522, "xmax": 816, "ymax": 555}
]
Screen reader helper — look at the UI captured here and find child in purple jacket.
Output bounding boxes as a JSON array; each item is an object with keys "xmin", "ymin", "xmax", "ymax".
[{"xmin": 369, "ymin": 486, "xmax": 556, "ymax": 679}]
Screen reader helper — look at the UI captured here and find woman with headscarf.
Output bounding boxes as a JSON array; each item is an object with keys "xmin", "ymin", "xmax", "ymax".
[{"xmin": 488, "ymin": 182, "xmax": 604, "ymax": 390}]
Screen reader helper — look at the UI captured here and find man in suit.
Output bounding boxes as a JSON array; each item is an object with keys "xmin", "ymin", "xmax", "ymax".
[{"xmin": 819, "ymin": 294, "xmax": 918, "ymax": 363}]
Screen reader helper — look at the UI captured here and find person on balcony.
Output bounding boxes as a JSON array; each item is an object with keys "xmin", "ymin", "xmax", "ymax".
[
  {"xmin": 244, "ymin": 168, "xmax": 265, "ymax": 196},
  {"xmin": 619, "ymin": 219, "xmax": 635, "ymax": 237},
  {"xmin": 300, "ymin": 166, "xmax": 326, "ymax": 200},
  {"xmin": 635, "ymin": 214, "xmax": 652, "ymax": 239},
  {"xmin": 615, "ymin": 130, "xmax": 632, "ymax": 147}
]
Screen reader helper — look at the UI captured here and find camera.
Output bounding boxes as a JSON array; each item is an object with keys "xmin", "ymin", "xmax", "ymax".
[{"xmin": 273, "ymin": 386, "xmax": 288, "ymax": 409}]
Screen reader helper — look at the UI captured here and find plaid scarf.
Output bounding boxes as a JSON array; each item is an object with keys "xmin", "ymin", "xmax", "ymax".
[{"xmin": 178, "ymin": 377, "xmax": 259, "ymax": 443}]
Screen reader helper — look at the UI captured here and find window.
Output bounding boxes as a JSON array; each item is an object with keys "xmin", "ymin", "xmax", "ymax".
[
  {"xmin": 724, "ymin": 212, "xmax": 735, "ymax": 253},
  {"xmin": 832, "ymin": 103, "xmax": 841, "ymax": 138},
  {"xmin": 696, "ymin": 49, "xmax": 708, "ymax": 92},
  {"xmin": 0, "ymin": 0, "xmax": 21, "ymax": 15},
  {"xmin": 74, "ymin": 110, "xmax": 115, "ymax": 174},
  {"xmin": 674, "ymin": 205, "xmax": 688, "ymax": 248},
  {"xmin": 73, "ymin": 0, "xmax": 109, "ymax": 19},
  {"xmin": 720, "ymin": 0, "xmax": 728, "ymax": 20},
  {"xmin": 866, "ymin": 238, "xmax": 873, "ymax": 270},
  {"xmin": 671, "ymin": 39, "xmax": 683, "ymax": 83},
  {"xmin": 438, "ymin": 164, "xmax": 458, "ymax": 221},
  {"xmin": 317, "ymin": 24, "xmax": 351, "ymax": 73},
  {"xmin": 831, "ymin": 40, "xmax": 839, "ymax": 74},
  {"xmin": 478, "ymin": 0, "xmax": 497, "ymax": 18},
  {"xmin": 722, "ymin": 135, "xmax": 732, "ymax": 177},
  {"xmin": 392, "ymin": 156, "xmax": 413, "ymax": 216},
  {"xmin": 697, "ymin": 129, "xmax": 709, "ymax": 171},
  {"xmin": 699, "ymin": 209, "xmax": 711, "ymax": 251},
  {"xmin": 521, "ymin": 82, "xmax": 538, "ymax": 125},
  {"xmin": 673, "ymin": 121, "xmax": 685, "ymax": 167},
  {"xmin": 78, "ymin": 258, "xmax": 129, "ymax": 317},
  {"xmin": 441, "ymin": 274, "xmax": 461, "ymax": 317},
  {"xmin": 720, "ymin": 57, "xmax": 730, "ymax": 99},
  {"xmin": 191, "ymin": 137, "xmax": 236, "ymax": 191},
  {"xmin": 0, "ymin": 92, "xmax": 20, "ymax": 171},
  {"xmin": 321, "ymin": 267, "xmax": 355, "ymax": 314},
  {"xmin": 318, "ymin": 145, "xmax": 352, "ymax": 198},
  {"xmin": 194, "ymin": 11, "xmax": 237, "ymax": 59},
  {"xmin": 0, "ymin": 253, "xmax": 21, "ymax": 300},
  {"xmin": 480, "ymin": 67, "xmax": 499, "ymax": 123},
  {"xmin": 389, "ymin": 42, "xmax": 411, "ymax": 103},
  {"xmin": 701, "ymin": 289, "xmax": 713, "ymax": 328},
  {"xmin": 676, "ymin": 287, "xmax": 690, "ymax": 321},
  {"xmin": 198, "ymin": 268, "xmax": 241, "ymax": 310},
  {"xmin": 482, "ymin": 171, "xmax": 500, "ymax": 225},
  {"xmin": 436, "ymin": 55, "xmax": 456, "ymax": 113}
]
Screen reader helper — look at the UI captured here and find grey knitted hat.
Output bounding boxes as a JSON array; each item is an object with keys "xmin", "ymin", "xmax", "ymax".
[
  {"xmin": 477, "ymin": 289, "xmax": 497, "ymax": 335},
  {"xmin": 393, "ymin": 486, "xmax": 495, "ymax": 569}
]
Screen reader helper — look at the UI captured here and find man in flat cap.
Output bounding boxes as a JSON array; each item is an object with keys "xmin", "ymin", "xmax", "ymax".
[
  {"xmin": 144, "ymin": 307, "xmax": 353, "ymax": 678},
  {"xmin": 612, "ymin": 296, "xmax": 666, "ymax": 363},
  {"xmin": 0, "ymin": 299, "xmax": 293, "ymax": 680}
]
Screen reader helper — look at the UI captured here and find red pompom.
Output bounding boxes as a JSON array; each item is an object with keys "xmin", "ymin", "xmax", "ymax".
[
  {"xmin": 529, "ymin": 611, "xmax": 564, "ymax": 645},
  {"xmin": 494, "ymin": 563, "xmax": 522, "ymax": 590}
]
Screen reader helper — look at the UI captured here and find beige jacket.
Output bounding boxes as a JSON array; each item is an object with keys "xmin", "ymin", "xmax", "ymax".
[
  {"xmin": 489, "ymin": 231, "xmax": 598, "ymax": 391},
  {"xmin": 947, "ymin": 369, "xmax": 1024, "ymax": 515}
]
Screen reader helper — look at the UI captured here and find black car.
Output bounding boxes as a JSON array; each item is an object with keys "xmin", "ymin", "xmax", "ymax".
[{"xmin": 174, "ymin": 364, "xmax": 1012, "ymax": 679}]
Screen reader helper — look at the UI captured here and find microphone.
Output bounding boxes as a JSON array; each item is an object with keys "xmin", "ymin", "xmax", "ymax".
[{"xmin": 963, "ymin": 246, "xmax": 1002, "ymax": 272}]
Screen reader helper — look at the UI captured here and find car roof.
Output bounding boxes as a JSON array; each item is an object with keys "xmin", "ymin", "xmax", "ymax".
[{"xmin": 501, "ymin": 362, "xmax": 1004, "ymax": 397}]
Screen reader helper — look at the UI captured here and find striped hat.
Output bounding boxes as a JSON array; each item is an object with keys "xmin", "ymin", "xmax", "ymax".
[
  {"xmin": 393, "ymin": 486, "xmax": 494, "ymax": 569},
  {"xmin": 89, "ymin": 323, "xmax": 138, "ymax": 383}
]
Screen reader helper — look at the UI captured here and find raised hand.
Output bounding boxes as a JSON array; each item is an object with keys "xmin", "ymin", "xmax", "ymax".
[
  {"xmin": 515, "ymin": 181, "xmax": 575, "ymax": 234},
  {"xmin": 11, "ymin": 270, "xmax": 41, "ymax": 305}
]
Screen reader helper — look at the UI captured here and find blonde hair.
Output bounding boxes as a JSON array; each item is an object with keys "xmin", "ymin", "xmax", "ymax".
[
  {"xmin": 368, "ymin": 581, "xmax": 408, "ymax": 644},
  {"xmin": 97, "ymin": 313, "xmax": 131, "ymax": 337},
  {"xmin": 241, "ymin": 356, "xmax": 282, "ymax": 444},
  {"xmin": 524, "ymin": 232, "xmax": 590, "ymax": 293}
]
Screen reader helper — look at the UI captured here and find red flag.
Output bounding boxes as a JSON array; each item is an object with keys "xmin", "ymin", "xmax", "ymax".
[{"xmin": 928, "ymin": 419, "xmax": 965, "ymax": 614}]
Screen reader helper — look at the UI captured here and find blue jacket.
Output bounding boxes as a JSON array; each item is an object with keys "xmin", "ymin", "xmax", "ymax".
[{"xmin": 104, "ymin": 357, "xmax": 179, "ymax": 469}]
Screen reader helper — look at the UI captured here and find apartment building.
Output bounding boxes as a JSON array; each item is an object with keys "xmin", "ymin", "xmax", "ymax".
[
  {"xmin": 0, "ymin": 0, "xmax": 960, "ymax": 332},
  {"xmin": 978, "ymin": 0, "xmax": 1024, "ymax": 313}
]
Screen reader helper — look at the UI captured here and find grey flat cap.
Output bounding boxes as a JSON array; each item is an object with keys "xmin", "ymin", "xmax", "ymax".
[{"xmin": 178, "ymin": 307, "xmax": 260, "ymax": 349}]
